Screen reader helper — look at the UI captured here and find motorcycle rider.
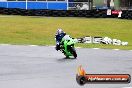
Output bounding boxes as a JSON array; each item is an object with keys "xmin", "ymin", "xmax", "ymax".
[
  {"xmin": 55, "ymin": 28, "xmax": 66, "ymax": 51},
  {"xmin": 55, "ymin": 29, "xmax": 78, "ymax": 58}
]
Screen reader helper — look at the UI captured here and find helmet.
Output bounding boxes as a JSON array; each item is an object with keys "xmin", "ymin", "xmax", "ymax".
[{"xmin": 57, "ymin": 28, "xmax": 64, "ymax": 35}]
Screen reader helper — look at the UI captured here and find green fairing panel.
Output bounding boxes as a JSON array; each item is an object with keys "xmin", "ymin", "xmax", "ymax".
[{"xmin": 67, "ymin": 39, "xmax": 75, "ymax": 45}]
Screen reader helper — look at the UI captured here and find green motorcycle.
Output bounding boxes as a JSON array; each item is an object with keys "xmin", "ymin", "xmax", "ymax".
[{"xmin": 60, "ymin": 35, "xmax": 77, "ymax": 59}]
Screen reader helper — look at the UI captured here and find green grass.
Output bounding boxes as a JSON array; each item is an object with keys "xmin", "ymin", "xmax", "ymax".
[{"xmin": 0, "ymin": 15, "xmax": 132, "ymax": 50}]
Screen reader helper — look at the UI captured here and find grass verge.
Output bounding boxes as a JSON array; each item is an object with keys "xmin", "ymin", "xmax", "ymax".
[{"xmin": 0, "ymin": 15, "xmax": 132, "ymax": 50}]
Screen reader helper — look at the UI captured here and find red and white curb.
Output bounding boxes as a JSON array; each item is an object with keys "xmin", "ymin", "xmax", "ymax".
[
  {"xmin": 45, "ymin": 45, "xmax": 82, "ymax": 49},
  {"xmin": 92, "ymin": 48, "xmax": 100, "ymax": 49},
  {"xmin": 0, "ymin": 44, "xmax": 10, "ymax": 46},
  {"xmin": 28, "ymin": 45, "xmax": 38, "ymax": 46},
  {"xmin": 76, "ymin": 47, "xmax": 82, "ymax": 48},
  {"xmin": 0, "ymin": 44, "xmax": 132, "ymax": 51},
  {"xmin": 113, "ymin": 49, "xmax": 120, "ymax": 51}
]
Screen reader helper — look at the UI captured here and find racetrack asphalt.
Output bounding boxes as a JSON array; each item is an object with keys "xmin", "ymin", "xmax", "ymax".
[{"xmin": 0, "ymin": 45, "xmax": 132, "ymax": 88}]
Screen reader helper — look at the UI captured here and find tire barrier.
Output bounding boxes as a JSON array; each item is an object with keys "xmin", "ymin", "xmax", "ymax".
[
  {"xmin": 0, "ymin": 7, "xmax": 131, "ymax": 19},
  {"xmin": 121, "ymin": 10, "xmax": 132, "ymax": 19}
]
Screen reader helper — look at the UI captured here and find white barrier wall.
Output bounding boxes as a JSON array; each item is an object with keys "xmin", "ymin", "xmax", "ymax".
[{"xmin": 77, "ymin": 36, "xmax": 128, "ymax": 46}]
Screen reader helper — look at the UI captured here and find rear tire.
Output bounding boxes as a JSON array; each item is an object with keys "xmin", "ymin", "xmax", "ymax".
[{"xmin": 71, "ymin": 47, "xmax": 77, "ymax": 58}]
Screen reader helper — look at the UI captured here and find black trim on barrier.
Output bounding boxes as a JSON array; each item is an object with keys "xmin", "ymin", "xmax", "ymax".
[
  {"xmin": 0, "ymin": 7, "xmax": 131, "ymax": 19},
  {"xmin": 121, "ymin": 10, "xmax": 132, "ymax": 19}
]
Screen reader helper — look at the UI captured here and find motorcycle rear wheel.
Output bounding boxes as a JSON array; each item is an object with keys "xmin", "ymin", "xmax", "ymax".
[{"xmin": 71, "ymin": 47, "xmax": 77, "ymax": 58}]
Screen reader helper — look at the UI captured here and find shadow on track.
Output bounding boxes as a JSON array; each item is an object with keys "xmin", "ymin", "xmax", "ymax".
[{"xmin": 57, "ymin": 57, "xmax": 77, "ymax": 62}]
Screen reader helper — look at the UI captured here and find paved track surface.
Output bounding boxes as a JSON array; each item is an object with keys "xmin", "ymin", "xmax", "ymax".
[{"xmin": 0, "ymin": 45, "xmax": 132, "ymax": 88}]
